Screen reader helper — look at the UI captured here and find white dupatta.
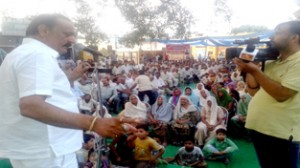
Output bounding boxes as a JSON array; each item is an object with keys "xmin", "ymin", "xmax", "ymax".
[
  {"xmin": 124, "ymin": 95, "xmax": 147, "ymax": 119},
  {"xmin": 204, "ymin": 96, "xmax": 221, "ymax": 125}
]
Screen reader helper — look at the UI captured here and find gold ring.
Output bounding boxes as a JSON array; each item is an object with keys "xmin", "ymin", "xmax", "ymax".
[{"xmin": 115, "ymin": 134, "xmax": 118, "ymax": 138}]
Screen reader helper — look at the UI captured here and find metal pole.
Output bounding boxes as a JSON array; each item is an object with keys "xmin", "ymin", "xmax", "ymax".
[{"xmin": 93, "ymin": 60, "xmax": 110, "ymax": 168}]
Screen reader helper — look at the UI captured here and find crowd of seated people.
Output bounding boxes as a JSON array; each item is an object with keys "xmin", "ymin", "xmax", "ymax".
[{"xmin": 59, "ymin": 57, "xmax": 251, "ymax": 167}]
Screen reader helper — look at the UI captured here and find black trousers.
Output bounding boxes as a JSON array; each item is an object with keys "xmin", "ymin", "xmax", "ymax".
[
  {"xmin": 138, "ymin": 90, "xmax": 156, "ymax": 105},
  {"xmin": 250, "ymin": 130, "xmax": 300, "ymax": 168}
]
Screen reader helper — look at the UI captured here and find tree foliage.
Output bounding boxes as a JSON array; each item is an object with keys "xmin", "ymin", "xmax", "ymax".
[
  {"xmin": 214, "ymin": 0, "xmax": 233, "ymax": 33},
  {"xmin": 115, "ymin": 0, "xmax": 193, "ymax": 47},
  {"xmin": 73, "ymin": 0, "xmax": 107, "ymax": 48},
  {"xmin": 231, "ymin": 25, "xmax": 270, "ymax": 35},
  {"xmin": 214, "ymin": 0, "xmax": 233, "ymax": 24}
]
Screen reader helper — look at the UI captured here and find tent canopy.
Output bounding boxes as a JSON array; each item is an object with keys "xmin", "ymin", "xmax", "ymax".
[{"xmin": 155, "ymin": 31, "xmax": 273, "ymax": 47}]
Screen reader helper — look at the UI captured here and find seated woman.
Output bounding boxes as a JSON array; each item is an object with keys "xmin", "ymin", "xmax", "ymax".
[
  {"xmin": 184, "ymin": 86, "xmax": 200, "ymax": 108},
  {"xmin": 230, "ymin": 93, "xmax": 252, "ymax": 138},
  {"xmin": 236, "ymin": 81, "xmax": 246, "ymax": 96},
  {"xmin": 210, "ymin": 83, "xmax": 219, "ymax": 99},
  {"xmin": 217, "ymin": 88, "xmax": 232, "ymax": 110},
  {"xmin": 199, "ymin": 88, "xmax": 211, "ymax": 109},
  {"xmin": 228, "ymin": 89, "xmax": 240, "ymax": 119},
  {"xmin": 226, "ymin": 81, "xmax": 236, "ymax": 94},
  {"xmin": 193, "ymin": 82, "xmax": 206, "ymax": 97},
  {"xmin": 170, "ymin": 95, "xmax": 200, "ymax": 146},
  {"xmin": 195, "ymin": 96, "xmax": 225, "ymax": 147},
  {"xmin": 168, "ymin": 87, "xmax": 182, "ymax": 108},
  {"xmin": 149, "ymin": 95, "xmax": 173, "ymax": 146},
  {"xmin": 93, "ymin": 104, "xmax": 112, "ymax": 118},
  {"xmin": 120, "ymin": 95, "xmax": 147, "ymax": 122}
]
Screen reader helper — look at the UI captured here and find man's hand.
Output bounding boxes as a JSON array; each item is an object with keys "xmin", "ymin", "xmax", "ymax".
[
  {"xmin": 233, "ymin": 58, "xmax": 260, "ymax": 74},
  {"xmin": 69, "ymin": 62, "xmax": 91, "ymax": 82},
  {"xmin": 92, "ymin": 117, "xmax": 137, "ymax": 138}
]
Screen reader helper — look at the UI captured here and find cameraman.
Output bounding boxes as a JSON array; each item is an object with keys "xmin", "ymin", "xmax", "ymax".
[{"xmin": 234, "ymin": 20, "xmax": 300, "ymax": 168}]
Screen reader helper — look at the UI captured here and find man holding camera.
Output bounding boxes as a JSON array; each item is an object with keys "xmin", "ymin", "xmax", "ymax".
[{"xmin": 234, "ymin": 20, "xmax": 300, "ymax": 168}]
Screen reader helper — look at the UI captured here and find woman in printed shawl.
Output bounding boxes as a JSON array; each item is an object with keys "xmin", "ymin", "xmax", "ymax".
[
  {"xmin": 195, "ymin": 96, "xmax": 225, "ymax": 146},
  {"xmin": 149, "ymin": 95, "xmax": 173, "ymax": 146},
  {"xmin": 170, "ymin": 95, "xmax": 200, "ymax": 146}
]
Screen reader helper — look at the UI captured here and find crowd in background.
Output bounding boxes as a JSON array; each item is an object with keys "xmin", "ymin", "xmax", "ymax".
[{"xmin": 59, "ymin": 57, "xmax": 249, "ymax": 167}]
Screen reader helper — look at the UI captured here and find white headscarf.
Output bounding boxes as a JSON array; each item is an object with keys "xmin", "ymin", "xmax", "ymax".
[
  {"xmin": 193, "ymin": 82, "xmax": 205, "ymax": 97},
  {"xmin": 151, "ymin": 95, "xmax": 173, "ymax": 122},
  {"xmin": 173, "ymin": 95, "xmax": 198, "ymax": 120},
  {"xmin": 124, "ymin": 95, "xmax": 147, "ymax": 119},
  {"xmin": 199, "ymin": 89, "xmax": 211, "ymax": 107},
  {"xmin": 203, "ymin": 96, "xmax": 221, "ymax": 125}
]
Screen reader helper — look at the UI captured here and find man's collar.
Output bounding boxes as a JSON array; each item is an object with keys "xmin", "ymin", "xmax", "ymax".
[
  {"xmin": 22, "ymin": 38, "xmax": 59, "ymax": 58},
  {"xmin": 276, "ymin": 50, "xmax": 300, "ymax": 64}
]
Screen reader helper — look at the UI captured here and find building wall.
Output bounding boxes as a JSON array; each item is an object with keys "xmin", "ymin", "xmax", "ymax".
[{"xmin": 0, "ymin": 35, "xmax": 24, "ymax": 53}]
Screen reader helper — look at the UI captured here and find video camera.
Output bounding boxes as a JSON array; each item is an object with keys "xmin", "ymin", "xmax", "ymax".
[{"xmin": 225, "ymin": 37, "xmax": 279, "ymax": 62}]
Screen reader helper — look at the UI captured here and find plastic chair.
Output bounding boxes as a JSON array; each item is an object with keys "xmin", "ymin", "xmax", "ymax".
[{"xmin": 220, "ymin": 106, "xmax": 229, "ymax": 126}]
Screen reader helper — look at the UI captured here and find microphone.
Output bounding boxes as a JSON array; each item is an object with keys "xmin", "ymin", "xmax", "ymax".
[{"xmin": 73, "ymin": 43, "xmax": 104, "ymax": 56}]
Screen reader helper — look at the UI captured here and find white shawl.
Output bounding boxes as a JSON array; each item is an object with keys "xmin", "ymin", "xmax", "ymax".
[
  {"xmin": 173, "ymin": 95, "xmax": 198, "ymax": 120},
  {"xmin": 124, "ymin": 95, "xmax": 147, "ymax": 119},
  {"xmin": 203, "ymin": 96, "xmax": 221, "ymax": 125}
]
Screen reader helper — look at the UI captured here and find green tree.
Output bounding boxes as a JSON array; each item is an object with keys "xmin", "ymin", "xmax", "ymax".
[
  {"xmin": 231, "ymin": 25, "xmax": 270, "ymax": 35},
  {"xmin": 73, "ymin": 0, "xmax": 107, "ymax": 48},
  {"xmin": 115, "ymin": 0, "xmax": 193, "ymax": 47}
]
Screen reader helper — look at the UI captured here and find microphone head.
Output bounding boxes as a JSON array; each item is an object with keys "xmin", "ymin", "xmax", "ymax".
[
  {"xmin": 73, "ymin": 43, "xmax": 85, "ymax": 52},
  {"xmin": 72, "ymin": 43, "xmax": 86, "ymax": 59}
]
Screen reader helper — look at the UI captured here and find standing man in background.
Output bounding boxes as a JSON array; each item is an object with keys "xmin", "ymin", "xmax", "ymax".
[
  {"xmin": 0, "ymin": 14, "xmax": 134, "ymax": 168},
  {"xmin": 234, "ymin": 20, "xmax": 300, "ymax": 168}
]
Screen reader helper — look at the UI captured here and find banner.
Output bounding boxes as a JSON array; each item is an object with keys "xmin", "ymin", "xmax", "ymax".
[{"xmin": 166, "ymin": 44, "xmax": 190, "ymax": 60}]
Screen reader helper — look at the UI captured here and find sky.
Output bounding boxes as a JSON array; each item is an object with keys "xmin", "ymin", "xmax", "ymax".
[{"xmin": 0, "ymin": 0, "xmax": 299, "ymax": 37}]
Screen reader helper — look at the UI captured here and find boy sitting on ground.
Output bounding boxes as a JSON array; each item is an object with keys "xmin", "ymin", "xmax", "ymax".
[
  {"xmin": 203, "ymin": 128, "xmax": 238, "ymax": 165},
  {"xmin": 164, "ymin": 137, "xmax": 207, "ymax": 168}
]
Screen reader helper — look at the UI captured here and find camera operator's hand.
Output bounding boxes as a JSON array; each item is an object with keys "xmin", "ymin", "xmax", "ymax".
[{"xmin": 233, "ymin": 58, "xmax": 260, "ymax": 74}]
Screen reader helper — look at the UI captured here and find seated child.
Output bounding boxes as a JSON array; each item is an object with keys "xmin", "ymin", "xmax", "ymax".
[
  {"xmin": 109, "ymin": 133, "xmax": 136, "ymax": 167},
  {"xmin": 83, "ymin": 149, "xmax": 98, "ymax": 168},
  {"xmin": 76, "ymin": 133, "xmax": 95, "ymax": 166},
  {"xmin": 164, "ymin": 137, "xmax": 207, "ymax": 168},
  {"xmin": 203, "ymin": 128, "xmax": 238, "ymax": 165},
  {"xmin": 132, "ymin": 123, "xmax": 165, "ymax": 168}
]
